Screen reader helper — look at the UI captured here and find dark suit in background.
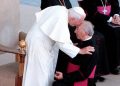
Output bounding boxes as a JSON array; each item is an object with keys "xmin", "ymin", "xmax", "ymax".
[
  {"xmin": 79, "ymin": 0, "xmax": 120, "ymax": 74},
  {"xmin": 41, "ymin": 0, "xmax": 72, "ymax": 9}
]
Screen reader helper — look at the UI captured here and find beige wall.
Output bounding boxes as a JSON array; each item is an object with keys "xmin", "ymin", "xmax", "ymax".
[
  {"xmin": 0, "ymin": 0, "xmax": 20, "ymax": 65},
  {"xmin": 20, "ymin": 4, "xmax": 40, "ymax": 33},
  {"xmin": 0, "ymin": 0, "xmax": 40, "ymax": 65},
  {"xmin": 0, "ymin": 0, "xmax": 20, "ymax": 48}
]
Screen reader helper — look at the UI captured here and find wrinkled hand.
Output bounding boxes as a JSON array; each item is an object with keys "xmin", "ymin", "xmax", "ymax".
[
  {"xmin": 79, "ymin": 46, "xmax": 95, "ymax": 55},
  {"xmin": 54, "ymin": 71, "xmax": 63, "ymax": 80}
]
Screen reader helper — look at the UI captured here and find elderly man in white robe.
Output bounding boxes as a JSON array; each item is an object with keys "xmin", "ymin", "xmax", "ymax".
[{"xmin": 22, "ymin": 6, "xmax": 95, "ymax": 86}]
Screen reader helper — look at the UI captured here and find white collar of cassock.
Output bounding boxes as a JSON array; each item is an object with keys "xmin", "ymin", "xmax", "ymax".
[{"xmin": 83, "ymin": 36, "xmax": 92, "ymax": 41}]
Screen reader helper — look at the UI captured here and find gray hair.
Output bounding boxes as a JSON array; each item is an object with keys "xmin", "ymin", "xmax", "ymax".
[
  {"xmin": 82, "ymin": 21, "xmax": 94, "ymax": 36},
  {"xmin": 69, "ymin": 7, "xmax": 86, "ymax": 19}
]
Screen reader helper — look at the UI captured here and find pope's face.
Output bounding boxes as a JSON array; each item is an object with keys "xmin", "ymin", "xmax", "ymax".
[{"xmin": 69, "ymin": 16, "xmax": 85, "ymax": 27}]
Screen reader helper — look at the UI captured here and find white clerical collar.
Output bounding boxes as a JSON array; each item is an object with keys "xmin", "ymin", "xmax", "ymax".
[{"xmin": 83, "ymin": 36, "xmax": 92, "ymax": 41}]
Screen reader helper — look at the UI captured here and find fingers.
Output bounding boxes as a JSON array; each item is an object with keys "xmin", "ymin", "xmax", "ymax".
[
  {"xmin": 55, "ymin": 71, "xmax": 61, "ymax": 77},
  {"xmin": 79, "ymin": 46, "xmax": 95, "ymax": 55},
  {"xmin": 86, "ymin": 51, "xmax": 92, "ymax": 55},
  {"xmin": 54, "ymin": 72, "xmax": 60, "ymax": 79},
  {"xmin": 54, "ymin": 71, "xmax": 63, "ymax": 80},
  {"xmin": 86, "ymin": 47, "xmax": 94, "ymax": 55},
  {"xmin": 87, "ymin": 46, "xmax": 95, "ymax": 52},
  {"xmin": 55, "ymin": 71, "xmax": 61, "ymax": 75}
]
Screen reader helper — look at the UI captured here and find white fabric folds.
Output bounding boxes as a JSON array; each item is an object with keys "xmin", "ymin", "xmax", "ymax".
[{"xmin": 35, "ymin": 6, "xmax": 70, "ymax": 43}]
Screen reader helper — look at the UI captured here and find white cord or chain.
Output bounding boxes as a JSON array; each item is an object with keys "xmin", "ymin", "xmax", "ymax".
[
  {"xmin": 100, "ymin": 0, "xmax": 108, "ymax": 14},
  {"xmin": 59, "ymin": 0, "xmax": 66, "ymax": 6}
]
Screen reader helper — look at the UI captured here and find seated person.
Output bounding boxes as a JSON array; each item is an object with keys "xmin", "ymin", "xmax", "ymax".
[{"xmin": 53, "ymin": 20, "xmax": 97, "ymax": 86}]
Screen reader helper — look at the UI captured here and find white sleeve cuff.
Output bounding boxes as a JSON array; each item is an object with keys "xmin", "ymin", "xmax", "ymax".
[
  {"xmin": 107, "ymin": 17, "xmax": 112, "ymax": 22},
  {"xmin": 57, "ymin": 42, "xmax": 80, "ymax": 58}
]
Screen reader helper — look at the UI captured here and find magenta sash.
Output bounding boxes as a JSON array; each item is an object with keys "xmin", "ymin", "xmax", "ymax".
[
  {"xmin": 67, "ymin": 62, "xmax": 80, "ymax": 73},
  {"xmin": 97, "ymin": 5, "xmax": 111, "ymax": 16},
  {"xmin": 67, "ymin": 62, "xmax": 96, "ymax": 86}
]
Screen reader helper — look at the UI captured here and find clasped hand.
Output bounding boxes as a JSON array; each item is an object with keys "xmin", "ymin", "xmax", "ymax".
[
  {"xmin": 112, "ymin": 14, "xmax": 120, "ymax": 25},
  {"xmin": 54, "ymin": 71, "xmax": 63, "ymax": 80},
  {"xmin": 79, "ymin": 46, "xmax": 95, "ymax": 55}
]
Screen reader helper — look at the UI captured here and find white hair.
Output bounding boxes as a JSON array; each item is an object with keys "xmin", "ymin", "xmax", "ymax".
[
  {"xmin": 82, "ymin": 21, "xmax": 94, "ymax": 36},
  {"xmin": 69, "ymin": 7, "xmax": 86, "ymax": 19}
]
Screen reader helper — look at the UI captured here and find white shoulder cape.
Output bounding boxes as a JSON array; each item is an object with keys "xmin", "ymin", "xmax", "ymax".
[{"xmin": 35, "ymin": 6, "xmax": 70, "ymax": 43}]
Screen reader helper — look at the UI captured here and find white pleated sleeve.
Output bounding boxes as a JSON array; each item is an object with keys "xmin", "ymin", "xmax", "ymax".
[{"xmin": 56, "ymin": 42, "xmax": 80, "ymax": 58}]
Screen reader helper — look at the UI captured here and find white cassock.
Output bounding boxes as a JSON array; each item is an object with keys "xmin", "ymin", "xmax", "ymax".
[{"xmin": 22, "ymin": 6, "xmax": 80, "ymax": 86}]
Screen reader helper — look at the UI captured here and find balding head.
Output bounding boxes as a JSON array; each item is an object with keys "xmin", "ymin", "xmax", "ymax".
[
  {"xmin": 82, "ymin": 21, "xmax": 94, "ymax": 36},
  {"xmin": 74, "ymin": 20, "xmax": 94, "ymax": 41}
]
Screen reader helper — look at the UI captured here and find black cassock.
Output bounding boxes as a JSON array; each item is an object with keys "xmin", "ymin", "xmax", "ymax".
[
  {"xmin": 41, "ymin": 0, "xmax": 72, "ymax": 9},
  {"xmin": 80, "ymin": 0, "xmax": 120, "ymax": 73},
  {"xmin": 53, "ymin": 38, "xmax": 97, "ymax": 86}
]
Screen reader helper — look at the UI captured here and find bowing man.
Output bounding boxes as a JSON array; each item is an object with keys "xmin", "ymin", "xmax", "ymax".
[{"xmin": 53, "ymin": 20, "xmax": 97, "ymax": 86}]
